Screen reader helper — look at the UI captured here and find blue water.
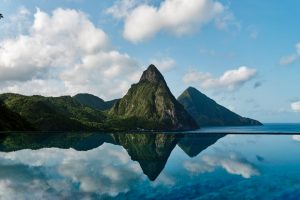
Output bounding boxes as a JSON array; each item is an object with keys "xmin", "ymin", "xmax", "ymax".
[
  {"xmin": 0, "ymin": 124, "xmax": 300, "ymax": 199},
  {"xmin": 192, "ymin": 123, "xmax": 300, "ymax": 133}
]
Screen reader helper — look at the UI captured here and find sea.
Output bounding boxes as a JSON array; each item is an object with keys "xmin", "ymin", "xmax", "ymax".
[{"xmin": 0, "ymin": 123, "xmax": 300, "ymax": 199}]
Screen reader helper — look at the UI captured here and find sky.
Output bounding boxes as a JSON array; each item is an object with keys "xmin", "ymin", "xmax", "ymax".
[{"xmin": 0, "ymin": 0, "xmax": 299, "ymax": 123}]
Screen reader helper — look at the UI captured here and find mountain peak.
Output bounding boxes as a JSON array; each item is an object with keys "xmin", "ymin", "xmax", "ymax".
[
  {"xmin": 184, "ymin": 87, "xmax": 208, "ymax": 99},
  {"xmin": 110, "ymin": 65, "xmax": 198, "ymax": 131},
  {"xmin": 185, "ymin": 87, "xmax": 199, "ymax": 94},
  {"xmin": 140, "ymin": 64, "xmax": 165, "ymax": 84},
  {"xmin": 178, "ymin": 87, "xmax": 262, "ymax": 127},
  {"xmin": 73, "ymin": 93, "xmax": 119, "ymax": 111}
]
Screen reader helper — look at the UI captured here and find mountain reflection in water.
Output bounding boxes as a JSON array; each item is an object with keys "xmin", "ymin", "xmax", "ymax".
[
  {"xmin": 2, "ymin": 132, "xmax": 300, "ymax": 199},
  {"xmin": 0, "ymin": 132, "xmax": 224, "ymax": 181}
]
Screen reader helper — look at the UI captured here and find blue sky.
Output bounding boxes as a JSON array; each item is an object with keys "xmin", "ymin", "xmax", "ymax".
[{"xmin": 0, "ymin": 0, "xmax": 299, "ymax": 122}]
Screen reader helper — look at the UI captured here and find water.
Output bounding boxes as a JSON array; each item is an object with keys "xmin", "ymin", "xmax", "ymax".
[
  {"xmin": 0, "ymin": 124, "xmax": 300, "ymax": 199},
  {"xmin": 191, "ymin": 123, "xmax": 300, "ymax": 133}
]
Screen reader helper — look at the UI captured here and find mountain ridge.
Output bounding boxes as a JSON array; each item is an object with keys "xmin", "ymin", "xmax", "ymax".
[
  {"xmin": 178, "ymin": 87, "xmax": 262, "ymax": 127},
  {"xmin": 0, "ymin": 65, "xmax": 262, "ymax": 132},
  {"xmin": 0, "ymin": 93, "xmax": 107, "ymax": 131},
  {"xmin": 73, "ymin": 93, "xmax": 119, "ymax": 111},
  {"xmin": 110, "ymin": 64, "xmax": 198, "ymax": 131}
]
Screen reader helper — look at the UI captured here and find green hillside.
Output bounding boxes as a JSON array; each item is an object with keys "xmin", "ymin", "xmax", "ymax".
[
  {"xmin": 73, "ymin": 93, "xmax": 119, "ymax": 111},
  {"xmin": 110, "ymin": 65, "xmax": 198, "ymax": 131},
  {"xmin": 0, "ymin": 100, "xmax": 34, "ymax": 131},
  {"xmin": 0, "ymin": 93, "xmax": 107, "ymax": 131},
  {"xmin": 178, "ymin": 87, "xmax": 262, "ymax": 127}
]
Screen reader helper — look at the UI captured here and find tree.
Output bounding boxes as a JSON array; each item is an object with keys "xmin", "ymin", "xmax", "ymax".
[{"xmin": 0, "ymin": 13, "xmax": 3, "ymax": 19}]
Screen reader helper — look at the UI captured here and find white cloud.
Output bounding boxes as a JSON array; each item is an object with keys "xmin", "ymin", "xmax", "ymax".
[
  {"xmin": 280, "ymin": 42, "xmax": 300, "ymax": 65},
  {"xmin": 292, "ymin": 135, "xmax": 300, "ymax": 141},
  {"xmin": 0, "ymin": 79, "xmax": 67, "ymax": 97},
  {"xmin": 215, "ymin": 11, "xmax": 240, "ymax": 32},
  {"xmin": 291, "ymin": 101, "xmax": 300, "ymax": 112},
  {"xmin": 184, "ymin": 152, "xmax": 259, "ymax": 179},
  {"xmin": 0, "ymin": 8, "xmax": 142, "ymax": 99},
  {"xmin": 150, "ymin": 57, "xmax": 176, "ymax": 72},
  {"xmin": 61, "ymin": 51, "xmax": 141, "ymax": 99},
  {"xmin": 107, "ymin": 0, "xmax": 233, "ymax": 43},
  {"xmin": 0, "ymin": 144, "xmax": 144, "ymax": 198},
  {"xmin": 183, "ymin": 66, "xmax": 257, "ymax": 91},
  {"xmin": 183, "ymin": 160, "xmax": 214, "ymax": 174},
  {"xmin": 280, "ymin": 54, "xmax": 298, "ymax": 65},
  {"xmin": 106, "ymin": 0, "xmax": 139, "ymax": 19}
]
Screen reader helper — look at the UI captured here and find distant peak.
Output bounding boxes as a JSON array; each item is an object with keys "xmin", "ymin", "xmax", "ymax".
[
  {"xmin": 140, "ymin": 64, "xmax": 165, "ymax": 84},
  {"xmin": 185, "ymin": 87, "xmax": 201, "ymax": 95},
  {"xmin": 186, "ymin": 87, "xmax": 198, "ymax": 92},
  {"xmin": 74, "ymin": 93, "xmax": 97, "ymax": 98},
  {"xmin": 182, "ymin": 87, "xmax": 207, "ymax": 98},
  {"xmin": 148, "ymin": 64, "xmax": 158, "ymax": 70}
]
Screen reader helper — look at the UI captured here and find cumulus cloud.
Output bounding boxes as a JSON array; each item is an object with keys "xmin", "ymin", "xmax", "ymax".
[
  {"xmin": 0, "ymin": 79, "xmax": 67, "ymax": 97},
  {"xmin": 150, "ymin": 57, "xmax": 176, "ymax": 72},
  {"xmin": 280, "ymin": 43, "xmax": 300, "ymax": 65},
  {"xmin": 184, "ymin": 152, "xmax": 259, "ymax": 179},
  {"xmin": 291, "ymin": 101, "xmax": 300, "ymax": 112},
  {"xmin": 0, "ymin": 8, "xmax": 142, "ymax": 99},
  {"xmin": 107, "ymin": 0, "xmax": 236, "ymax": 43},
  {"xmin": 183, "ymin": 66, "xmax": 257, "ymax": 91},
  {"xmin": 0, "ymin": 144, "xmax": 144, "ymax": 198},
  {"xmin": 106, "ymin": 0, "xmax": 139, "ymax": 19},
  {"xmin": 292, "ymin": 135, "xmax": 300, "ymax": 141}
]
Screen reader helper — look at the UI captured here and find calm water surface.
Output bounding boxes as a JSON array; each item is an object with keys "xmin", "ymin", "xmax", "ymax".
[{"xmin": 0, "ymin": 124, "xmax": 300, "ymax": 199}]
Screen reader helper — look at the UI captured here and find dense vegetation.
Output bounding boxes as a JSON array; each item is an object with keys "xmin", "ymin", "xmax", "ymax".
[
  {"xmin": 0, "ymin": 92, "xmax": 183, "ymax": 132},
  {"xmin": 113, "ymin": 133, "xmax": 179, "ymax": 180},
  {"xmin": 0, "ymin": 93, "xmax": 107, "ymax": 131},
  {"xmin": 73, "ymin": 93, "xmax": 119, "ymax": 111},
  {"xmin": 0, "ymin": 100, "xmax": 34, "ymax": 131},
  {"xmin": 0, "ymin": 132, "xmax": 115, "ymax": 152},
  {"xmin": 178, "ymin": 87, "xmax": 262, "ymax": 126},
  {"xmin": 110, "ymin": 65, "xmax": 198, "ymax": 131},
  {"xmin": 0, "ymin": 65, "xmax": 262, "ymax": 132}
]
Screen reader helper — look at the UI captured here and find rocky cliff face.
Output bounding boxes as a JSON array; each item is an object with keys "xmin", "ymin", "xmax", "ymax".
[
  {"xmin": 178, "ymin": 87, "xmax": 262, "ymax": 127},
  {"xmin": 110, "ymin": 65, "xmax": 198, "ymax": 131}
]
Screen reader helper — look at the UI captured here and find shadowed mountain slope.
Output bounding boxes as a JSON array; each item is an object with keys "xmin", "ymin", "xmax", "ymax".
[
  {"xmin": 73, "ymin": 93, "xmax": 119, "ymax": 111},
  {"xmin": 178, "ymin": 87, "xmax": 262, "ymax": 127}
]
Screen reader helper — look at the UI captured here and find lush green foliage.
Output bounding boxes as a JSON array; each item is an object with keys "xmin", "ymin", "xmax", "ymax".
[
  {"xmin": 0, "ymin": 66, "xmax": 261, "ymax": 132},
  {"xmin": 110, "ymin": 65, "xmax": 198, "ymax": 131},
  {"xmin": 112, "ymin": 133, "xmax": 179, "ymax": 180},
  {"xmin": 0, "ymin": 132, "xmax": 114, "ymax": 151},
  {"xmin": 0, "ymin": 100, "xmax": 34, "ymax": 131},
  {"xmin": 73, "ymin": 93, "xmax": 119, "ymax": 111},
  {"xmin": 178, "ymin": 87, "xmax": 262, "ymax": 126},
  {"xmin": 0, "ymin": 93, "xmax": 108, "ymax": 131}
]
